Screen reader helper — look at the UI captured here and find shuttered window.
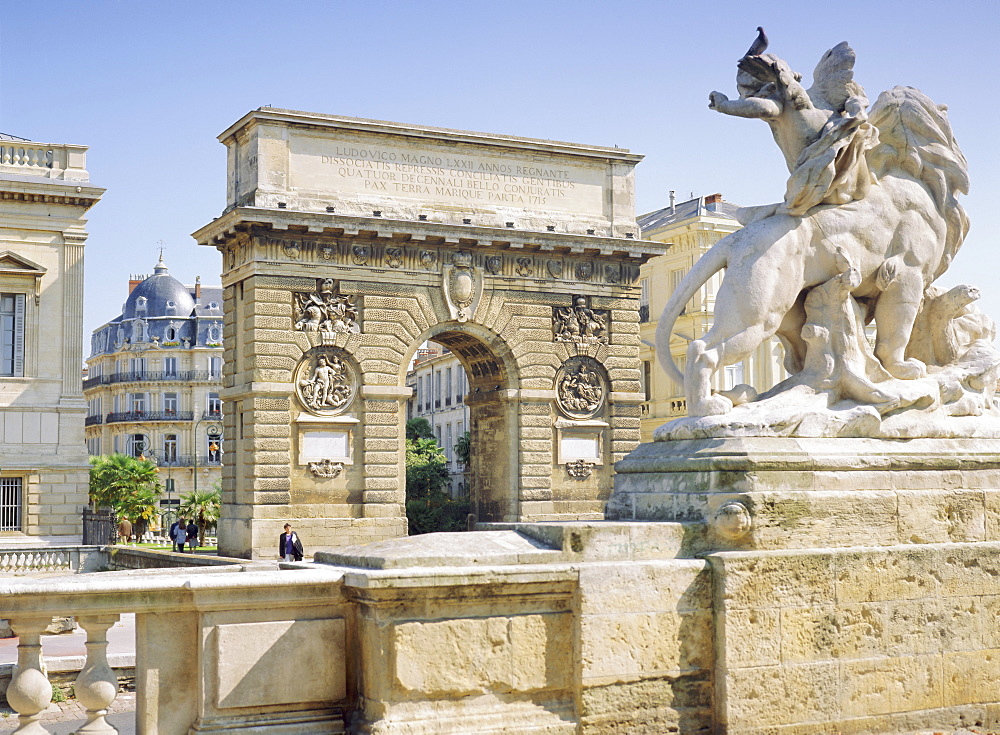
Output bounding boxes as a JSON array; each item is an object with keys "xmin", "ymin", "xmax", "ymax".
[{"xmin": 0, "ymin": 293, "xmax": 25, "ymax": 377}]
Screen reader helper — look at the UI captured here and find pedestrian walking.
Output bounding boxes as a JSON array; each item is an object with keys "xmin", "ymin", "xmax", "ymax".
[
  {"xmin": 186, "ymin": 520, "xmax": 199, "ymax": 553},
  {"xmin": 168, "ymin": 519, "xmax": 179, "ymax": 551},
  {"xmin": 172, "ymin": 518, "xmax": 188, "ymax": 553},
  {"xmin": 278, "ymin": 523, "xmax": 304, "ymax": 562}
]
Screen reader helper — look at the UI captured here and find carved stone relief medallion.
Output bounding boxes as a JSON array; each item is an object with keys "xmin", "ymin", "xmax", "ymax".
[
  {"xmin": 386, "ymin": 247, "xmax": 404, "ymax": 268},
  {"xmin": 308, "ymin": 459, "xmax": 345, "ymax": 478},
  {"xmin": 555, "ymin": 356, "xmax": 607, "ymax": 419},
  {"xmin": 566, "ymin": 459, "xmax": 595, "ymax": 479},
  {"xmin": 319, "ymin": 244, "xmax": 335, "ymax": 261},
  {"xmin": 352, "ymin": 245, "xmax": 370, "ymax": 265},
  {"xmin": 443, "ymin": 251, "xmax": 480, "ymax": 322},
  {"xmin": 295, "ymin": 348, "xmax": 357, "ymax": 415},
  {"xmin": 515, "ymin": 257, "xmax": 533, "ymax": 277},
  {"xmin": 293, "ymin": 279, "xmax": 361, "ymax": 335},
  {"xmin": 283, "ymin": 241, "xmax": 301, "ymax": 260},
  {"xmin": 419, "ymin": 250, "xmax": 436, "ymax": 269},
  {"xmin": 576, "ymin": 261, "xmax": 593, "ymax": 281},
  {"xmin": 553, "ymin": 295, "xmax": 609, "ymax": 345},
  {"xmin": 485, "ymin": 255, "xmax": 503, "ymax": 275},
  {"xmin": 547, "ymin": 260, "xmax": 563, "ymax": 279},
  {"xmin": 605, "ymin": 265, "xmax": 621, "ymax": 284}
]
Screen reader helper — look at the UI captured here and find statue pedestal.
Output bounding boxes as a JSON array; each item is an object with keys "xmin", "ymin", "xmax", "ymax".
[
  {"xmin": 609, "ymin": 436, "xmax": 1000, "ymax": 734},
  {"xmin": 609, "ymin": 436, "xmax": 1000, "ymax": 551}
]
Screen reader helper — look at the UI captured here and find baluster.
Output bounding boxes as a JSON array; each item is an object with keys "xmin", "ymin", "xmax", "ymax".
[
  {"xmin": 71, "ymin": 614, "xmax": 120, "ymax": 734},
  {"xmin": 6, "ymin": 616, "xmax": 53, "ymax": 734}
]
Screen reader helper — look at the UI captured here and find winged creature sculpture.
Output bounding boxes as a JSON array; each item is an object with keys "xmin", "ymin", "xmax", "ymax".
[{"xmin": 655, "ymin": 37, "xmax": 986, "ymax": 438}]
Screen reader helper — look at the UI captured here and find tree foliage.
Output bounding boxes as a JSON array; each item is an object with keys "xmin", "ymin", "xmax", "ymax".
[
  {"xmin": 404, "ymin": 436, "xmax": 469, "ymax": 535},
  {"xmin": 89, "ymin": 454, "xmax": 162, "ymax": 525},
  {"xmin": 179, "ymin": 483, "xmax": 221, "ymax": 548},
  {"xmin": 454, "ymin": 431, "xmax": 471, "ymax": 465},
  {"xmin": 405, "ymin": 417, "xmax": 434, "ymax": 441}
]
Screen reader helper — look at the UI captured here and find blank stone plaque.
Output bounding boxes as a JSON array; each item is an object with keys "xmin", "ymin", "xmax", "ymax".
[
  {"xmin": 561, "ymin": 434, "xmax": 599, "ymax": 460},
  {"xmin": 301, "ymin": 430, "xmax": 349, "ymax": 461}
]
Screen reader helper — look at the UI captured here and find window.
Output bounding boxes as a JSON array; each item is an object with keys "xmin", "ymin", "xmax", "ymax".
[
  {"xmin": 207, "ymin": 433, "xmax": 222, "ymax": 462},
  {"xmin": 446, "ymin": 424, "xmax": 453, "ymax": 463},
  {"xmin": 642, "ymin": 360, "xmax": 652, "ymax": 401},
  {"xmin": 208, "ymin": 392, "xmax": 222, "ymax": 416},
  {"xmin": 129, "ymin": 357, "xmax": 146, "ymax": 377},
  {"xmin": 127, "ymin": 434, "xmax": 149, "ymax": 458},
  {"xmin": 87, "ymin": 437, "xmax": 101, "ymax": 456},
  {"xmin": 417, "ymin": 376, "xmax": 424, "ymax": 412},
  {"xmin": 435, "ymin": 425, "xmax": 442, "ymax": 444},
  {"xmin": 639, "ymin": 278, "xmax": 650, "ymax": 323},
  {"xmin": 163, "ymin": 434, "xmax": 178, "ymax": 462},
  {"xmin": 435, "ymin": 371, "xmax": 441, "ymax": 408},
  {"xmin": 0, "ymin": 293, "xmax": 25, "ymax": 377},
  {"xmin": 445, "ymin": 367, "xmax": 453, "ymax": 406},
  {"xmin": 163, "ymin": 392, "xmax": 178, "ymax": 414},
  {"xmin": 209, "ymin": 356, "xmax": 222, "ymax": 379},
  {"xmin": 88, "ymin": 397, "xmax": 102, "ymax": 417},
  {"xmin": 670, "ymin": 269, "xmax": 686, "ymax": 314},
  {"xmin": 0, "ymin": 477, "xmax": 23, "ymax": 531},
  {"xmin": 724, "ymin": 362, "xmax": 745, "ymax": 390},
  {"xmin": 130, "ymin": 392, "xmax": 146, "ymax": 413},
  {"xmin": 164, "ymin": 478, "xmax": 175, "ymax": 495},
  {"xmin": 164, "ymin": 357, "xmax": 178, "ymax": 377}
]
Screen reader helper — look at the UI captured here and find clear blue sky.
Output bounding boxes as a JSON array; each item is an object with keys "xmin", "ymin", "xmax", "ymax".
[{"xmin": 2, "ymin": 0, "xmax": 998, "ymax": 352}]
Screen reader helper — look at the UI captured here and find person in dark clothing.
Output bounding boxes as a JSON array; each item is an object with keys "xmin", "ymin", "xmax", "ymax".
[
  {"xmin": 172, "ymin": 518, "xmax": 188, "ymax": 553},
  {"xmin": 186, "ymin": 520, "xmax": 199, "ymax": 552},
  {"xmin": 279, "ymin": 523, "xmax": 304, "ymax": 562}
]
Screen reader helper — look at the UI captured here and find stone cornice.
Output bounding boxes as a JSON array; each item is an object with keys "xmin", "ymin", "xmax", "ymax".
[
  {"xmin": 193, "ymin": 207, "xmax": 665, "ymax": 261},
  {"xmin": 0, "ymin": 178, "xmax": 104, "ymax": 208},
  {"xmin": 219, "ymin": 108, "xmax": 644, "ymax": 165}
]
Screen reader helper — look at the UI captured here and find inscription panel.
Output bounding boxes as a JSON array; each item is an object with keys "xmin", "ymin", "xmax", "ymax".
[{"xmin": 288, "ymin": 131, "xmax": 606, "ymax": 217}]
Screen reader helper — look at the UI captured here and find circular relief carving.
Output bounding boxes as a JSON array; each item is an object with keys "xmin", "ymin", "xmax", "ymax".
[
  {"xmin": 294, "ymin": 348, "xmax": 357, "ymax": 415},
  {"xmin": 555, "ymin": 356, "xmax": 607, "ymax": 419},
  {"xmin": 713, "ymin": 502, "xmax": 753, "ymax": 540}
]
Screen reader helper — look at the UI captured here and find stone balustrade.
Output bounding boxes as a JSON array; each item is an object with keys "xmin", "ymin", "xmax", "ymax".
[
  {"xmin": 0, "ymin": 546, "xmax": 104, "ymax": 575},
  {"xmin": 0, "ymin": 142, "xmax": 89, "ymax": 182}
]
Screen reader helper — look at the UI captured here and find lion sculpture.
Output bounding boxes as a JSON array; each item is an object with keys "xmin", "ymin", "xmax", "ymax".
[{"xmin": 655, "ymin": 39, "xmax": 972, "ymax": 423}]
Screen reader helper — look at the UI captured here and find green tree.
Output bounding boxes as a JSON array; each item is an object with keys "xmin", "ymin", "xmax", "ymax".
[
  {"xmin": 89, "ymin": 454, "xmax": 162, "ymax": 526},
  {"xmin": 454, "ymin": 431, "xmax": 471, "ymax": 465},
  {"xmin": 179, "ymin": 483, "xmax": 221, "ymax": 549},
  {"xmin": 404, "ymin": 436, "xmax": 469, "ymax": 535},
  {"xmin": 406, "ymin": 417, "xmax": 434, "ymax": 441}
]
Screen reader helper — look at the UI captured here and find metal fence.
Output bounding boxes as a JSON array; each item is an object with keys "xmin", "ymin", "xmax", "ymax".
[
  {"xmin": 0, "ymin": 477, "xmax": 22, "ymax": 532},
  {"xmin": 83, "ymin": 507, "xmax": 117, "ymax": 546}
]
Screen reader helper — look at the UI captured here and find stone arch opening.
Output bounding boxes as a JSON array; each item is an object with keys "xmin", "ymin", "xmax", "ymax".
[{"xmin": 403, "ymin": 322, "xmax": 519, "ymax": 523}]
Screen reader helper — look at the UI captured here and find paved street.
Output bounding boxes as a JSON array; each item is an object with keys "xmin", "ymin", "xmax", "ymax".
[{"xmin": 0, "ymin": 693, "xmax": 135, "ymax": 734}]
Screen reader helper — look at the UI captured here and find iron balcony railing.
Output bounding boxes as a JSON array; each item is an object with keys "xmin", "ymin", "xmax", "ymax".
[
  {"xmin": 150, "ymin": 454, "xmax": 222, "ymax": 467},
  {"xmin": 203, "ymin": 409, "xmax": 223, "ymax": 419},
  {"xmin": 105, "ymin": 411, "xmax": 196, "ymax": 424},
  {"xmin": 83, "ymin": 370, "xmax": 220, "ymax": 389},
  {"xmin": 84, "ymin": 415, "xmax": 103, "ymax": 426}
]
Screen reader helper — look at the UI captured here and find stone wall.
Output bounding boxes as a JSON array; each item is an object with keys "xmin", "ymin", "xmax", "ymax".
[{"xmin": 712, "ymin": 543, "xmax": 1000, "ymax": 734}]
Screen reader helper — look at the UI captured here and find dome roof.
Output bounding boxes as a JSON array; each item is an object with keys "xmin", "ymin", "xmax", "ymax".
[{"xmin": 122, "ymin": 255, "xmax": 195, "ymax": 319}]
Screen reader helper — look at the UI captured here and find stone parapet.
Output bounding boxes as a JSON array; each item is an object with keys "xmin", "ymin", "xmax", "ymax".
[{"xmin": 610, "ymin": 436, "xmax": 1000, "ymax": 551}]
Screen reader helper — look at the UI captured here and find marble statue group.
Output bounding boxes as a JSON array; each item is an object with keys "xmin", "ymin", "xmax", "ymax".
[{"xmin": 655, "ymin": 34, "xmax": 999, "ymax": 439}]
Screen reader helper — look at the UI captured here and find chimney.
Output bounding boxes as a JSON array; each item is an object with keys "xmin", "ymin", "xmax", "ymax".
[
  {"xmin": 705, "ymin": 193, "xmax": 723, "ymax": 211},
  {"xmin": 195, "ymin": 275, "xmax": 202, "ymax": 303},
  {"xmin": 669, "ymin": 190, "xmax": 676, "ymax": 214},
  {"xmin": 128, "ymin": 274, "xmax": 145, "ymax": 294}
]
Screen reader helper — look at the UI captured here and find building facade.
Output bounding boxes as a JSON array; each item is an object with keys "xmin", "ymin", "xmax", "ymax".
[
  {"xmin": 406, "ymin": 344, "xmax": 471, "ymax": 497},
  {"xmin": 0, "ymin": 132, "xmax": 104, "ymax": 539},
  {"xmin": 84, "ymin": 257, "xmax": 223, "ymax": 520},
  {"xmin": 637, "ymin": 193, "xmax": 786, "ymax": 441}
]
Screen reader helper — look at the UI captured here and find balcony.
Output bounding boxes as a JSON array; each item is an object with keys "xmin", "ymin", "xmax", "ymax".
[
  {"xmin": 0, "ymin": 141, "xmax": 89, "ymax": 181},
  {"xmin": 84, "ymin": 415, "xmax": 103, "ymax": 426},
  {"xmin": 203, "ymin": 409, "xmax": 223, "ymax": 420},
  {"xmin": 150, "ymin": 454, "xmax": 223, "ymax": 468},
  {"xmin": 83, "ymin": 370, "xmax": 219, "ymax": 388},
  {"xmin": 105, "ymin": 411, "xmax": 195, "ymax": 424}
]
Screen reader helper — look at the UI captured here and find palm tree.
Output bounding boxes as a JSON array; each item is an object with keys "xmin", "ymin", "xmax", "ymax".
[
  {"xmin": 89, "ymin": 454, "xmax": 162, "ymax": 528},
  {"xmin": 179, "ymin": 484, "xmax": 221, "ymax": 549}
]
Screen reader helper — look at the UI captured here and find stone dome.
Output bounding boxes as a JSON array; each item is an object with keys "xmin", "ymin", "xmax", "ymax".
[{"xmin": 122, "ymin": 255, "xmax": 195, "ymax": 319}]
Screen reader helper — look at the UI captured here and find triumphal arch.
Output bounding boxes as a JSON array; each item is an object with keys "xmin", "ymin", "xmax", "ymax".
[{"xmin": 193, "ymin": 108, "xmax": 658, "ymax": 559}]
